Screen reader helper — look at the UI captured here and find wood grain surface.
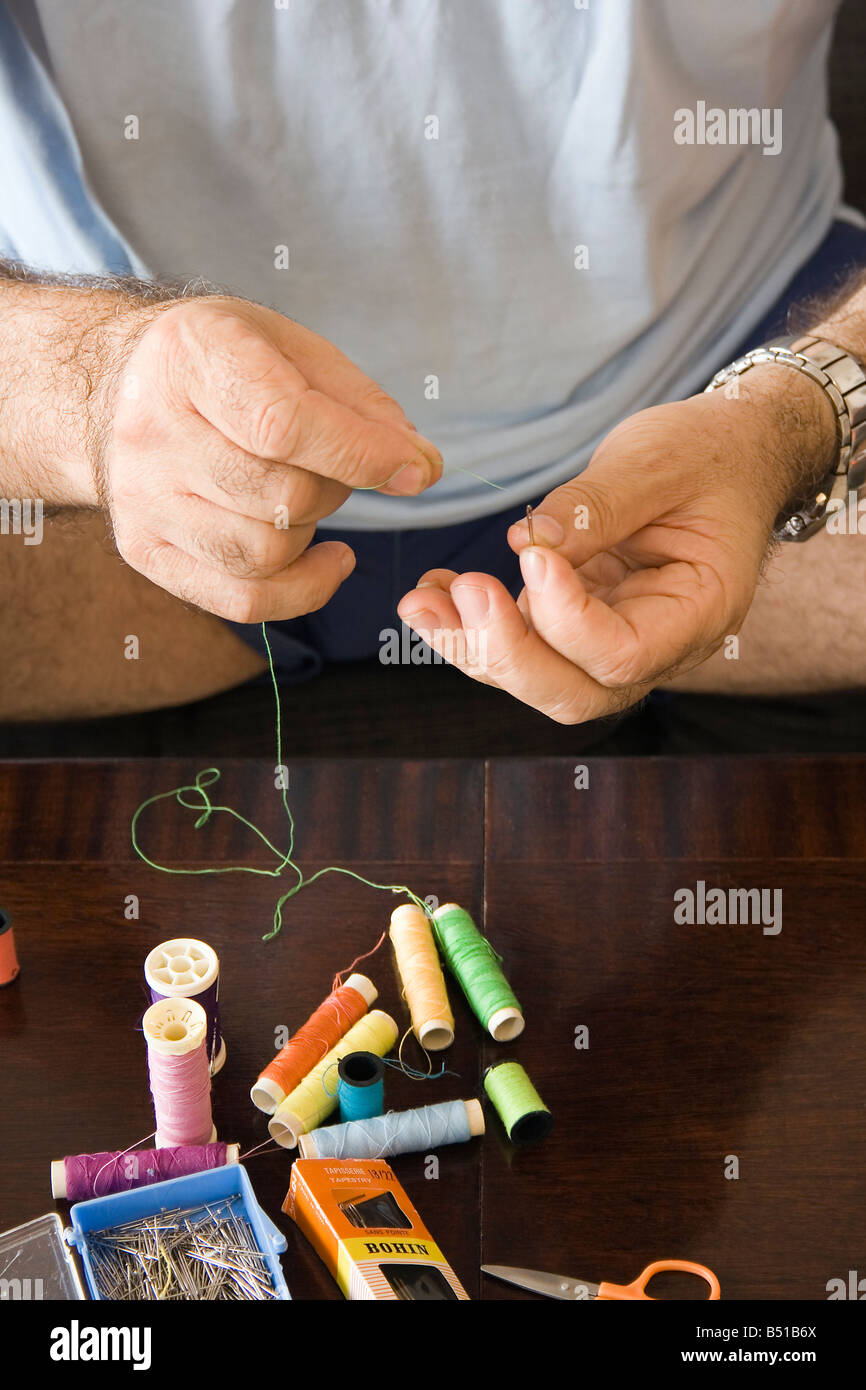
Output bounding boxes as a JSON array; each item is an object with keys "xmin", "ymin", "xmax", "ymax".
[{"xmin": 0, "ymin": 757, "xmax": 863, "ymax": 1300}]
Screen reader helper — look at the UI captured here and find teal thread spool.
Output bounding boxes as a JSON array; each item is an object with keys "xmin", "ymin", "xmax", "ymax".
[
  {"xmin": 431, "ymin": 903, "xmax": 524, "ymax": 1041},
  {"xmin": 337, "ymin": 1051, "xmax": 385, "ymax": 1123},
  {"xmin": 483, "ymin": 1060, "xmax": 552, "ymax": 1146}
]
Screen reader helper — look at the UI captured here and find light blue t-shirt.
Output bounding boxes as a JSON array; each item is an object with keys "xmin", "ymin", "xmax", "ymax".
[{"xmin": 0, "ymin": 0, "xmax": 845, "ymax": 529}]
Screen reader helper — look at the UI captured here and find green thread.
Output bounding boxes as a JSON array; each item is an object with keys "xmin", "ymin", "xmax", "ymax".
[
  {"xmin": 483, "ymin": 1061, "xmax": 552, "ymax": 1146},
  {"xmin": 131, "ymin": 622, "xmax": 429, "ymax": 941},
  {"xmin": 354, "ymin": 464, "xmax": 504, "ymax": 493},
  {"xmin": 431, "ymin": 903, "xmax": 522, "ymax": 1034},
  {"xmin": 442, "ymin": 467, "xmax": 504, "ymax": 491}
]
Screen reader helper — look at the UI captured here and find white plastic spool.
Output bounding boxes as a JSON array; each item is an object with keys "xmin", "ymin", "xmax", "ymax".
[
  {"xmin": 144, "ymin": 938, "xmax": 226, "ymax": 1074},
  {"xmin": 486, "ymin": 1006, "xmax": 525, "ymax": 1042}
]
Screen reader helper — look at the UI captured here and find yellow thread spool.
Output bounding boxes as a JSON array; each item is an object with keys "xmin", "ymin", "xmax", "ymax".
[
  {"xmin": 389, "ymin": 905, "xmax": 454, "ymax": 1051},
  {"xmin": 268, "ymin": 1009, "xmax": 398, "ymax": 1148}
]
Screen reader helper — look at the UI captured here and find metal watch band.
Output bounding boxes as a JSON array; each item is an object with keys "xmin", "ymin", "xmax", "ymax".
[{"xmin": 704, "ymin": 335, "xmax": 866, "ymax": 540}]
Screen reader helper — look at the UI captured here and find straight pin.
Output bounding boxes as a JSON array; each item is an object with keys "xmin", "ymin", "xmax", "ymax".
[
  {"xmin": 526, "ymin": 504, "xmax": 535, "ymax": 546},
  {"xmin": 85, "ymin": 1197, "xmax": 278, "ymax": 1300}
]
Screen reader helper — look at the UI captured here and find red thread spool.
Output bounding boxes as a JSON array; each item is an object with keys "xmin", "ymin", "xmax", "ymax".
[
  {"xmin": 250, "ymin": 973, "xmax": 377, "ymax": 1114},
  {"xmin": 0, "ymin": 908, "xmax": 19, "ymax": 987}
]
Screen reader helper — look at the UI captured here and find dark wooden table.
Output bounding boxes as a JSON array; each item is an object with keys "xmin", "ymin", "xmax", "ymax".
[{"xmin": 1, "ymin": 757, "xmax": 864, "ymax": 1300}]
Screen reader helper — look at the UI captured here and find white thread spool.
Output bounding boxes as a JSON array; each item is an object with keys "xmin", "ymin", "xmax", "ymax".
[
  {"xmin": 142, "ymin": 997, "xmax": 216, "ymax": 1148},
  {"xmin": 144, "ymin": 938, "xmax": 226, "ymax": 1074}
]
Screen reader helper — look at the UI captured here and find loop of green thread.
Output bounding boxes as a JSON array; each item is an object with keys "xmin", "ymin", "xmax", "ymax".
[
  {"xmin": 131, "ymin": 622, "xmax": 429, "ymax": 941},
  {"xmin": 431, "ymin": 903, "xmax": 521, "ymax": 1030},
  {"xmin": 483, "ymin": 1061, "xmax": 552, "ymax": 1146}
]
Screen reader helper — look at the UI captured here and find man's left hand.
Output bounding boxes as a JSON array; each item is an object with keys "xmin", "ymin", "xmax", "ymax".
[{"xmin": 398, "ymin": 376, "xmax": 835, "ymax": 723}]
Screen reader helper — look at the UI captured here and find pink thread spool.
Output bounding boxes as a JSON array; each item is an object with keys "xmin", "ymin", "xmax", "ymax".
[{"xmin": 142, "ymin": 997, "xmax": 216, "ymax": 1148}]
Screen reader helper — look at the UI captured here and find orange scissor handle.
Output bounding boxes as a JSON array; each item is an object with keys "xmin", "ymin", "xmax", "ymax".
[{"xmin": 597, "ymin": 1259, "xmax": 721, "ymax": 1301}]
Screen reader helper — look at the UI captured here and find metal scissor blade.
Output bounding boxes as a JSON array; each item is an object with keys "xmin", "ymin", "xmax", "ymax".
[{"xmin": 481, "ymin": 1264, "xmax": 599, "ymax": 1300}]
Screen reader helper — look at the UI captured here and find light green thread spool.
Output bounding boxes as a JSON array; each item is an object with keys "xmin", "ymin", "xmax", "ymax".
[
  {"xmin": 431, "ymin": 903, "xmax": 524, "ymax": 1041},
  {"xmin": 484, "ymin": 1061, "xmax": 553, "ymax": 1146}
]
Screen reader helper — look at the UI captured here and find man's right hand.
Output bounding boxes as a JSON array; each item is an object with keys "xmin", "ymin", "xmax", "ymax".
[{"xmin": 96, "ymin": 297, "xmax": 441, "ymax": 623}]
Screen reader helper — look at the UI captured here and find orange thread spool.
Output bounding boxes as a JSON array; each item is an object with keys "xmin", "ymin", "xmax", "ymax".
[
  {"xmin": 250, "ymin": 973, "xmax": 377, "ymax": 1114},
  {"xmin": 0, "ymin": 908, "xmax": 19, "ymax": 987}
]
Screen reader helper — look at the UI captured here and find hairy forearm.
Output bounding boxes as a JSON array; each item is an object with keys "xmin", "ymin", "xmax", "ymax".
[
  {"xmin": 0, "ymin": 262, "xmax": 185, "ymax": 508},
  {"xmin": 802, "ymin": 270, "xmax": 866, "ymax": 360},
  {"xmin": 671, "ymin": 269, "xmax": 866, "ymax": 696},
  {"xmin": 669, "ymin": 527, "xmax": 866, "ymax": 694}
]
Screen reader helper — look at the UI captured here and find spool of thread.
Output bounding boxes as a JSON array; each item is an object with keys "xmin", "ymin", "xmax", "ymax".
[
  {"xmin": 268, "ymin": 1009, "xmax": 398, "ymax": 1149},
  {"xmin": 389, "ymin": 904, "xmax": 454, "ymax": 1050},
  {"xmin": 432, "ymin": 903, "xmax": 524, "ymax": 1042},
  {"xmin": 337, "ymin": 1051, "xmax": 385, "ymax": 1123},
  {"xmin": 142, "ymin": 996, "xmax": 216, "ymax": 1148},
  {"xmin": 50, "ymin": 1141, "xmax": 239, "ymax": 1201},
  {"xmin": 0, "ymin": 907, "xmax": 19, "ymax": 987},
  {"xmin": 250, "ymin": 973, "xmax": 377, "ymax": 1114},
  {"xmin": 145, "ymin": 938, "xmax": 226, "ymax": 1075},
  {"xmin": 298, "ymin": 1098, "xmax": 485, "ymax": 1161},
  {"xmin": 483, "ymin": 1060, "xmax": 552, "ymax": 1146}
]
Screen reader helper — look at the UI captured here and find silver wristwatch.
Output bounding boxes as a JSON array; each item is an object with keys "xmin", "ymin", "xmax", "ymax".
[{"xmin": 705, "ymin": 334, "xmax": 866, "ymax": 540}]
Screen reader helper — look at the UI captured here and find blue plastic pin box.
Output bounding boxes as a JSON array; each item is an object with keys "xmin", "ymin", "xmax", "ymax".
[{"xmin": 65, "ymin": 1162, "xmax": 290, "ymax": 1300}]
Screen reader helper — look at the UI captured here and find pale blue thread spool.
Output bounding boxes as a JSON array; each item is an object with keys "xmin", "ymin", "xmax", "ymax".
[
  {"xmin": 298, "ymin": 1098, "xmax": 485, "ymax": 1160},
  {"xmin": 337, "ymin": 1051, "xmax": 385, "ymax": 1123}
]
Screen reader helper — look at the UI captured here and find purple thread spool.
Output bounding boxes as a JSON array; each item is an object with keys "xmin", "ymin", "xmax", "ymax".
[
  {"xmin": 144, "ymin": 938, "xmax": 226, "ymax": 1074},
  {"xmin": 51, "ymin": 1142, "xmax": 240, "ymax": 1202}
]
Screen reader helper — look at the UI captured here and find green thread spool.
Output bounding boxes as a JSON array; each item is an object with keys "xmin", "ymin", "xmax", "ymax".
[
  {"xmin": 431, "ymin": 903, "xmax": 524, "ymax": 1041},
  {"xmin": 484, "ymin": 1060, "xmax": 553, "ymax": 1146}
]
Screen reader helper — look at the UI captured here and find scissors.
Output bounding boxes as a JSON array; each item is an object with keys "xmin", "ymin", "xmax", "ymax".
[{"xmin": 481, "ymin": 1258, "xmax": 721, "ymax": 1300}]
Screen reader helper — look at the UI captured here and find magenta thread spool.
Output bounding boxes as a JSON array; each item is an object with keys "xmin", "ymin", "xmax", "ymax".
[
  {"xmin": 50, "ymin": 1142, "xmax": 240, "ymax": 1201},
  {"xmin": 144, "ymin": 938, "xmax": 226, "ymax": 1074}
]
